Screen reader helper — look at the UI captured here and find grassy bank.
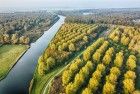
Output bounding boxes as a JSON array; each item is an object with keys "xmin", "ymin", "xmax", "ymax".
[{"xmin": 0, "ymin": 45, "xmax": 29, "ymax": 80}]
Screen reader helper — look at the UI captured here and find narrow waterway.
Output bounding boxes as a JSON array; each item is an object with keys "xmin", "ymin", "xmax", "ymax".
[{"xmin": 0, "ymin": 15, "xmax": 65, "ymax": 94}]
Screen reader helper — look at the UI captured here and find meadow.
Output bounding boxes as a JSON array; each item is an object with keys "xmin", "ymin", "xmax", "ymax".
[{"xmin": 0, "ymin": 45, "xmax": 29, "ymax": 80}]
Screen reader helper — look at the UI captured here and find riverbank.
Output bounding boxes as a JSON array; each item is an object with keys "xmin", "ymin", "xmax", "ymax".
[
  {"xmin": 0, "ymin": 45, "xmax": 29, "ymax": 81},
  {"xmin": 0, "ymin": 16, "xmax": 60, "ymax": 81},
  {"xmin": 29, "ymin": 16, "xmax": 60, "ymax": 43},
  {"xmin": 0, "ymin": 15, "xmax": 65, "ymax": 94}
]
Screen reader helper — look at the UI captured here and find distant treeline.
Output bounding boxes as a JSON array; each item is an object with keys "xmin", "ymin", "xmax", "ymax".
[
  {"xmin": 57, "ymin": 9, "xmax": 140, "ymax": 26},
  {"xmin": 0, "ymin": 11, "xmax": 59, "ymax": 44}
]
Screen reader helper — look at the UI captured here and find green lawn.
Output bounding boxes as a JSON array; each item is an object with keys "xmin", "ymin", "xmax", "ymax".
[
  {"xmin": 30, "ymin": 65, "xmax": 66, "ymax": 94},
  {"xmin": 0, "ymin": 45, "xmax": 29, "ymax": 80}
]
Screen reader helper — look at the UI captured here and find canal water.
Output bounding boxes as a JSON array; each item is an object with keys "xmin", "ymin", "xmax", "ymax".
[{"xmin": 0, "ymin": 15, "xmax": 65, "ymax": 94}]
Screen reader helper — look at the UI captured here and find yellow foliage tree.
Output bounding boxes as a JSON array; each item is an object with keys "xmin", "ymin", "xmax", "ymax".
[
  {"xmin": 123, "ymin": 79, "xmax": 135, "ymax": 94},
  {"xmin": 96, "ymin": 64, "xmax": 105, "ymax": 72},
  {"xmin": 92, "ymin": 70, "xmax": 102, "ymax": 81},
  {"xmin": 89, "ymin": 78, "xmax": 99, "ymax": 92},
  {"xmin": 82, "ymin": 88, "xmax": 92, "ymax": 94},
  {"xmin": 110, "ymin": 67, "xmax": 120, "ymax": 77},
  {"xmin": 66, "ymin": 83, "xmax": 76, "ymax": 94},
  {"xmin": 93, "ymin": 52, "xmax": 101, "ymax": 62},
  {"xmin": 126, "ymin": 57, "xmax": 136, "ymax": 70},
  {"xmin": 103, "ymin": 82, "xmax": 115, "ymax": 94},
  {"xmin": 124, "ymin": 71, "xmax": 136, "ymax": 80},
  {"xmin": 106, "ymin": 73, "xmax": 117, "ymax": 85}
]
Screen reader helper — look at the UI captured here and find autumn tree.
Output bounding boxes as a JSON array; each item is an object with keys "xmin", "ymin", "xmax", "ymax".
[
  {"xmin": 102, "ymin": 47, "xmax": 114, "ymax": 65},
  {"xmin": 62, "ymin": 70, "xmax": 71, "ymax": 86},
  {"xmin": 126, "ymin": 55, "xmax": 137, "ymax": 70},
  {"xmin": 93, "ymin": 52, "xmax": 101, "ymax": 62},
  {"xmin": 82, "ymin": 87, "xmax": 92, "ymax": 94},
  {"xmin": 19, "ymin": 36, "xmax": 30, "ymax": 44},
  {"xmin": 124, "ymin": 71, "xmax": 136, "ymax": 80},
  {"xmin": 62, "ymin": 58, "xmax": 83, "ymax": 86},
  {"xmin": 83, "ymin": 36, "xmax": 88, "ymax": 42},
  {"xmin": 113, "ymin": 35, "xmax": 119, "ymax": 43},
  {"xmin": 38, "ymin": 56, "xmax": 46, "ymax": 75},
  {"xmin": 46, "ymin": 57, "xmax": 55, "ymax": 72},
  {"xmin": 89, "ymin": 78, "xmax": 99, "ymax": 92},
  {"xmin": 0, "ymin": 34, "xmax": 4, "ymax": 43},
  {"xmin": 96, "ymin": 64, "xmax": 105, "ymax": 72},
  {"xmin": 106, "ymin": 73, "xmax": 118, "ymax": 85},
  {"xmin": 121, "ymin": 35, "xmax": 130, "ymax": 46},
  {"xmin": 3, "ymin": 34, "xmax": 10, "ymax": 43},
  {"xmin": 103, "ymin": 82, "xmax": 115, "ymax": 94},
  {"xmin": 110, "ymin": 67, "xmax": 120, "ymax": 76},
  {"xmin": 123, "ymin": 79, "xmax": 135, "ymax": 94},
  {"xmin": 114, "ymin": 52, "xmax": 124, "ymax": 68},
  {"xmin": 74, "ymin": 73, "xmax": 84, "ymax": 90},
  {"xmin": 83, "ymin": 50, "xmax": 91, "ymax": 61},
  {"xmin": 66, "ymin": 83, "xmax": 76, "ymax": 94},
  {"xmin": 11, "ymin": 34, "xmax": 19, "ymax": 44},
  {"xmin": 69, "ymin": 43, "xmax": 76, "ymax": 51},
  {"xmin": 92, "ymin": 70, "xmax": 102, "ymax": 81}
]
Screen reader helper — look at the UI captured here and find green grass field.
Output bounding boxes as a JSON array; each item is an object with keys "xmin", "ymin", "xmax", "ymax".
[{"xmin": 0, "ymin": 45, "xmax": 29, "ymax": 80}]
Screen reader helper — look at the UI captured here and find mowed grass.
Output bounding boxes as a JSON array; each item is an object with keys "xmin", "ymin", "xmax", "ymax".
[{"xmin": 0, "ymin": 45, "xmax": 29, "ymax": 80}]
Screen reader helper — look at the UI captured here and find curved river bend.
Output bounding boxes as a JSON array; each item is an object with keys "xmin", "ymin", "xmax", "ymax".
[{"xmin": 0, "ymin": 15, "xmax": 65, "ymax": 94}]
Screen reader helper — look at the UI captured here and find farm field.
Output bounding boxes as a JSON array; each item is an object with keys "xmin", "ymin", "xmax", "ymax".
[
  {"xmin": 0, "ymin": 45, "xmax": 29, "ymax": 80},
  {"xmin": 30, "ymin": 23, "xmax": 108, "ymax": 94},
  {"xmin": 48, "ymin": 26, "xmax": 140, "ymax": 94}
]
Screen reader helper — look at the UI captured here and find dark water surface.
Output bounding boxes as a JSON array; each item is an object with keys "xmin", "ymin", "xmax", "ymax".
[{"xmin": 0, "ymin": 15, "xmax": 65, "ymax": 94}]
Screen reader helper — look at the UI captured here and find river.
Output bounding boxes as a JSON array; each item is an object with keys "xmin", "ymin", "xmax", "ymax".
[{"xmin": 0, "ymin": 15, "xmax": 65, "ymax": 94}]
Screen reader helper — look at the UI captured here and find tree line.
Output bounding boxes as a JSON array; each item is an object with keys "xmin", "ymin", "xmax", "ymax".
[
  {"xmin": 60, "ymin": 9, "xmax": 140, "ymax": 26},
  {"xmin": 60, "ymin": 38, "xmax": 139, "ymax": 94},
  {"xmin": 37, "ymin": 24, "xmax": 107, "ymax": 75},
  {"xmin": 0, "ymin": 33, "xmax": 30, "ymax": 44},
  {"xmin": 0, "ymin": 11, "xmax": 59, "ymax": 43}
]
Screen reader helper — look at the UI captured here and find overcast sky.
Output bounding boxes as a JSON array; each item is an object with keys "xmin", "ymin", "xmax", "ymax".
[{"xmin": 0, "ymin": 0, "xmax": 140, "ymax": 12}]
